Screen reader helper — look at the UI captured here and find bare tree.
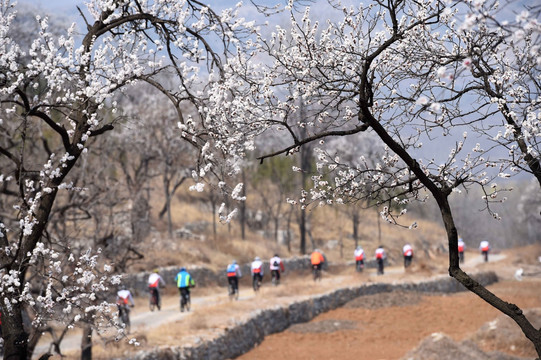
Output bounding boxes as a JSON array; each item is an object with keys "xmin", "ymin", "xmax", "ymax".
[
  {"xmin": 117, "ymin": 80, "xmax": 196, "ymax": 238},
  {"xmin": 326, "ymin": 133, "xmax": 385, "ymax": 247},
  {"xmin": 252, "ymin": 155, "xmax": 297, "ymax": 243}
]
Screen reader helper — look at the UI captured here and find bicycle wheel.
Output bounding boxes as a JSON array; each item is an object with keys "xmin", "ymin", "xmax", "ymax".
[
  {"xmin": 253, "ymin": 277, "xmax": 260, "ymax": 292},
  {"xmin": 271, "ymin": 271, "xmax": 279, "ymax": 286},
  {"xmin": 185, "ymin": 293, "xmax": 191, "ymax": 312},
  {"xmin": 120, "ymin": 307, "xmax": 131, "ymax": 334}
]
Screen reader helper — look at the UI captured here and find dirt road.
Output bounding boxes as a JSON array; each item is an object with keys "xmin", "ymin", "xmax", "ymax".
[{"xmin": 35, "ymin": 248, "xmax": 539, "ymax": 360}]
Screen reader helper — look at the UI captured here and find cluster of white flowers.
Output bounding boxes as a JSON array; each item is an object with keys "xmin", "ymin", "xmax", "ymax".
[{"xmin": 0, "ymin": 0, "xmax": 263, "ymax": 344}]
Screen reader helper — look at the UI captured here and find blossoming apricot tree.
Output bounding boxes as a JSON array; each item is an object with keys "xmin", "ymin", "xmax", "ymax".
[
  {"xmin": 205, "ymin": 0, "xmax": 541, "ymax": 355},
  {"xmin": 0, "ymin": 0, "xmax": 251, "ymax": 357}
]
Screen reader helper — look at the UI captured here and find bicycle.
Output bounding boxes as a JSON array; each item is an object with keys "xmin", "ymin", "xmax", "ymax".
[
  {"xmin": 149, "ymin": 287, "xmax": 161, "ymax": 311},
  {"xmin": 228, "ymin": 282, "xmax": 239, "ymax": 301},
  {"xmin": 180, "ymin": 288, "xmax": 191, "ymax": 312},
  {"xmin": 376, "ymin": 258, "xmax": 385, "ymax": 275},
  {"xmin": 117, "ymin": 304, "xmax": 131, "ymax": 334},
  {"xmin": 312, "ymin": 264, "xmax": 322, "ymax": 281},
  {"xmin": 355, "ymin": 261, "xmax": 364, "ymax": 273},
  {"xmin": 252, "ymin": 275, "xmax": 262, "ymax": 292},
  {"xmin": 271, "ymin": 270, "xmax": 280, "ymax": 286}
]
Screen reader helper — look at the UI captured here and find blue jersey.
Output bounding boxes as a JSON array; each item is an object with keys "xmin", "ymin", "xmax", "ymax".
[{"xmin": 175, "ymin": 271, "xmax": 194, "ymax": 288}]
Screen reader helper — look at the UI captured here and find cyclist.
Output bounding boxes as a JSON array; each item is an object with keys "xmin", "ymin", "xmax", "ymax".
[
  {"xmin": 458, "ymin": 237, "xmax": 466, "ymax": 263},
  {"xmin": 251, "ymin": 256, "xmax": 264, "ymax": 291},
  {"xmin": 269, "ymin": 254, "xmax": 285, "ymax": 285},
  {"xmin": 403, "ymin": 243, "xmax": 413, "ymax": 268},
  {"xmin": 354, "ymin": 246, "xmax": 365, "ymax": 272},
  {"xmin": 479, "ymin": 240, "xmax": 490, "ymax": 262},
  {"xmin": 148, "ymin": 268, "xmax": 166, "ymax": 310},
  {"xmin": 310, "ymin": 249, "xmax": 325, "ymax": 280},
  {"xmin": 116, "ymin": 286, "xmax": 135, "ymax": 330},
  {"xmin": 175, "ymin": 267, "xmax": 195, "ymax": 312},
  {"xmin": 375, "ymin": 245, "xmax": 386, "ymax": 275},
  {"xmin": 226, "ymin": 260, "xmax": 242, "ymax": 298}
]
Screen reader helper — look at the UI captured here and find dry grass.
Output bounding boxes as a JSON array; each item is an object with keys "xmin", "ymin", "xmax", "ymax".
[
  {"xmin": 130, "ymin": 175, "xmax": 449, "ymax": 276},
  {"xmin": 143, "ymin": 299, "xmax": 260, "ymax": 347}
]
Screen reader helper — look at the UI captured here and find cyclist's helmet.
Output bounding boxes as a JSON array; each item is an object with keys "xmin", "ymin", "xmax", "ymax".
[
  {"xmin": 255, "ymin": 256, "xmax": 260, "ymax": 261},
  {"xmin": 153, "ymin": 268, "xmax": 159, "ymax": 273},
  {"xmin": 180, "ymin": 267, "xmax": 186, "ymax": 272},
  {"xmin": 274, "ymin": 254, "xmax": 279, "ymax": 257},
  {"xmin": 232, "ymin": 260, "xmax": 237, "ymax": 264}
]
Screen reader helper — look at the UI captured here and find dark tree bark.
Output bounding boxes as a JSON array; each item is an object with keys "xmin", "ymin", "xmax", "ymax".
[
  {"xmin": 240, "ymin": 169, "xmax": 247, "ymax": 240},
  {"xmin": 352, "ymin": 212, "xmax": 360, "ymax": 248},
  {"xmin": 80, "ymin": 323, "xmax": 92, "ymax": 360}
]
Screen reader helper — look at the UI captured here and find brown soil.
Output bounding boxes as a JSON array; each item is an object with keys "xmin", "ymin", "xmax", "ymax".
[{"xmin": 238, "ymin": 246, "xmax": 541, "ymax": 360}]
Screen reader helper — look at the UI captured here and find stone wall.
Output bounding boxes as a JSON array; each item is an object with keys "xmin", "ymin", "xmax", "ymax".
[{"xmin": 124, "ymin": 271, "xmax": 498, "ymax": 360}]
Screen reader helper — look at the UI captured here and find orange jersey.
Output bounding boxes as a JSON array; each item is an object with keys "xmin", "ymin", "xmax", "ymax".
[{"xmin": 311, "ymin": 252, "xmax": 324, "ymax": 265}]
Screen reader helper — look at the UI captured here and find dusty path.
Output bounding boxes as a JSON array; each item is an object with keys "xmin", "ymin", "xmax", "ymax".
[{"xmin": 35, "ymin": 251, "xmax": 515, "ymax": 359}]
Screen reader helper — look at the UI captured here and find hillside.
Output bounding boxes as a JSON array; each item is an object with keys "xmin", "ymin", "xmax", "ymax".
[{"xmin": 131, "ymin": 184, "xmax": 449, "ymax": 273}]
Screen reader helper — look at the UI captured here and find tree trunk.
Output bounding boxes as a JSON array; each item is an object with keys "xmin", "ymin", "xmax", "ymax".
[
  {"xmin": 299, "ymin": 208, "xmax": 306, "ymax": 254},
  {"xmin": 163, "ymin": 177, "xmax": 173, "ymax": 238},
  {"xmin": 1, "ymin": 299, "xmax": 28, "ymax": 360},
  {"xmin": 81, "ymin": 324, "xmax": 92, "ymax": 360},
  {"xmin": 352, "ymin": 212, "xmax": 360, "ymax": 248},
  {"xmin": 286, "ymin": 207, "xmax": 293, "ymax": 253},
  {"xmin": 240, "ymin": 169, "xmax": 246, "ymax": 240},
  {"xmin": 273, "ymin": 217, "xmax": 279, "ymax": 243},
  {"xmin": 307, "ymin": 228, "xmax": 316, "ymax": 251},
  {"xmin": 212, "ymin": 199, "xmax": 217, "ymax": 243},
  {"xmin": 376, "ymin": 208, "xmax": 381, "ymax": 244}
]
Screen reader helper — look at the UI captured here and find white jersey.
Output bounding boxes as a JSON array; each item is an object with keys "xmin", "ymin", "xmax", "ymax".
[
  {"xmin": 403, "ymin": 244, "xmax": 413, "ymax": 257},
  {"xmin": 354, "ymin": 248, "xmax": 364, "ymax": 260},
  {"xmin": 479, "ymin": 240, "xmax": 490, "ymax": 251},
  {"xmin": 269, "ymin": 256, "xmax": 282, "ymax": 271},
  {"xmin": 375, "ymin": 247, "xmax": 386, "ymax": 259},
  {"xmin": 251, "ymin": 260, "xmax": 264, "ymax": 275},
  {"xmin": 117, "ymin": 289, "xmax": 134, "ymax": 305},
  {"xmin": 148, "ymin": 273, "xmax": 165, "ymax": 288}
]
